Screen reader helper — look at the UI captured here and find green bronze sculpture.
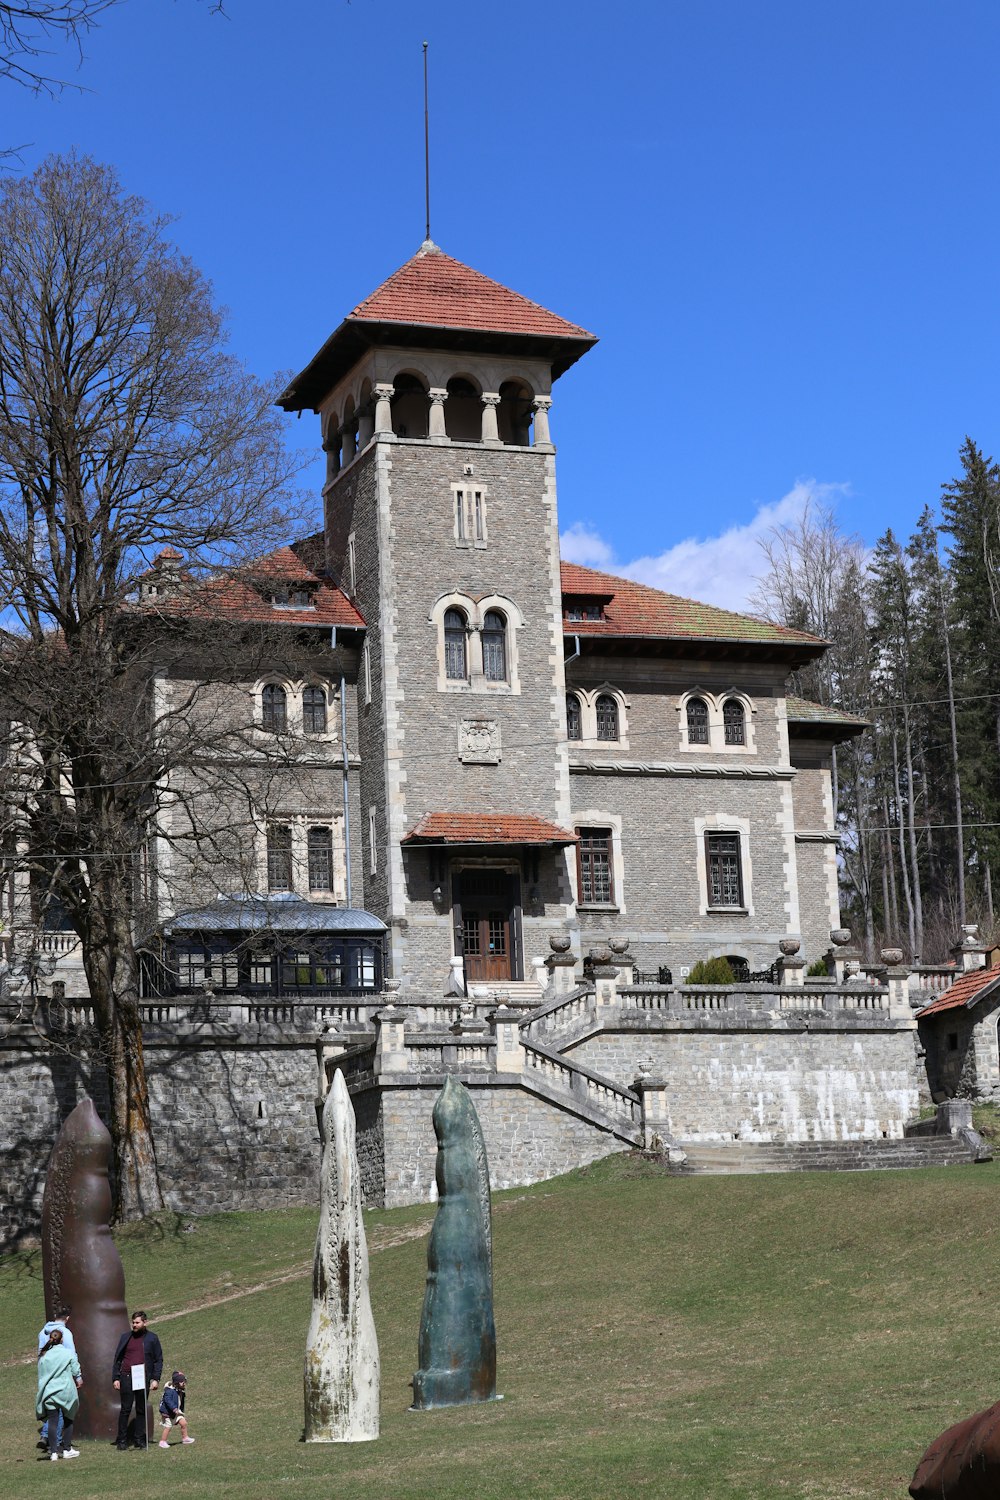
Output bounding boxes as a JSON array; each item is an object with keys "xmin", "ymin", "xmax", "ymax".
[{"xmin": 411, "ymin": 1077, "xmax": 497, "ymax": 1408}]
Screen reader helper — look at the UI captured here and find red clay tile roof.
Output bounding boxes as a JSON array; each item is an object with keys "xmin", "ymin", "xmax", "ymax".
[
  {"xmin": 146, "ymin": 545, "xmax": 365, "ymax": 630},
  {"xmin": 919, "ymin": 966, "xmax": 1000, "ymax": 1017},
  {"xmin": 402, "ymin": 812, "xmax": 578, "ymax": 847},
  {"xmin": 559, "ymin": 563, "xmax": 826, "ymax": 651},
  {"xmin": 350, "ymin": 243, "xmax": 595, "ymax": 341},
  {"xmin": 786, "ymin": 695, "xmax": 869, "ymax": 727}
]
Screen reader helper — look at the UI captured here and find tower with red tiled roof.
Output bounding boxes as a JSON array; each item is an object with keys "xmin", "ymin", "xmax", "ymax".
[{"xmin": 279, "ymin": 241, "xmax": 596, "ymax": 987}]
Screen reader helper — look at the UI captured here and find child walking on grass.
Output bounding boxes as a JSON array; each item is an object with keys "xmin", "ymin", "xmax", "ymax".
[{"xmin": 158, "ymin": 1371, "xmax": 195, "ymax": 1449}]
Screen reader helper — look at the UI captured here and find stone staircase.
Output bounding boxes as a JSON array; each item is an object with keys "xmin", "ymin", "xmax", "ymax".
[{"xmin": 673, "ymin": 1136, "xmax": 982, "ymax": 1176}]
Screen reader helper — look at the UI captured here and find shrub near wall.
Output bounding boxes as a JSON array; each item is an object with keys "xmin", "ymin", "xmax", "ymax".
[{"xmin": 687, "ymin": 957, "xmax": 737, "ymax": 985}]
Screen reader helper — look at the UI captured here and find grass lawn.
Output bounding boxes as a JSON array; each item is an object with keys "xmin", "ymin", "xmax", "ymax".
[{"xmin": 2, "ymin": 1153, "xmax": 998, "ymax": 1500}]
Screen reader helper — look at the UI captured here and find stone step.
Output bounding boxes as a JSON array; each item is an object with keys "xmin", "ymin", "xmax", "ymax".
[{"xmin": 676, "ymin": 1138, "xmax": 977, "ymax": 1176}]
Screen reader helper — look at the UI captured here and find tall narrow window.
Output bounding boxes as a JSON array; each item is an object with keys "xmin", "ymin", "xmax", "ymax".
[
  {"xmin": 362, "ymin": 640, "xmax": 372, "ymax": 705},
  {"xmin": 303, "ymin": 685, "xmax": 327, "ymax": 735},
  {"xmin": 347, "ymin": 532, "xmax": 357, "ymax": 594},
  {"xmin": 566, "ymin": 693, "xmax": 582, "ymax": 740},
  {"xmin": 723, "ymin": 699, "xmax": 746, "ymax": 746},
  {"xmin": 596, "ymin": 693, "xmax": 619, "ymax": 741},
  {"xmin": 482, "ymin": 610, "xmax": 507, "ymax": 682},
  {"xmin": 706, "ymin": 833, "xmax": 744, "ymax": 908},
  {"xmin": 262, "ymin": 683, "xmax": 287, "ymax": 733},
  {"xmin": 444, "ymin": 608, "xmax": 468, "ymax": 680},
  {"xmin": 267, "ymin": 825, "xmax": 293, "ymax": 891},
  {"xmin": 473, "ymin": 490, "xmax": 484, "ymax": 542},
  {"xmin": 307, "ymin": 826, "xmax": 333, "ymax": 892},
  {"xmin": 686, "ymin": 697, "xmax": 709, "ymax": 744},
  {"xmin": 577, "ymin": 828, "xmax": 614, "ymax": 905},
  {"xmin": 368, "ymin": 806, "xmax": 378, "ymax": 875}
]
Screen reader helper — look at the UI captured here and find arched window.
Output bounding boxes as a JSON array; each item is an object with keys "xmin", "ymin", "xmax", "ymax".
[
  {"xmin": 482, "ymin": 610, "xmax": 507, "ymax": 682},
  {"xmin": 262, "ymin": 684, "xmax": 287, "ymax": 733},
  {"xmin": 723, "ymin": 699, "xmax": 746, "ymax": 746},
  {"xmin": 566, "ymin": 693, "xmax": 582, "ymax": 740},
  {"xmin": 497, "ymin": 380, "xmax": 533, "ymax": 446},
  {"xmin": 445, "ymin": 376, "xmax": 482, "ymax": 443},
  {"xmin": 302, "ymin": 685, "xmax": 327, "ymax": 735},
  {"xmin": 391, "ymin": 373, "xmax": 430, "ymax": 438},
  {"xmin": 307, "ymin": 826, "xmax": 333, "ymax": 892},
  {"xmin": 686, "ymin": 697, "xmax": 709, "ymax": 745},
  {"xmin": 596, "ymin": 693, "xmax": 619, "ymax": 741},
  {"xmin": 444, "ymin": 608, "xmax": 468, "ymax": 680}
]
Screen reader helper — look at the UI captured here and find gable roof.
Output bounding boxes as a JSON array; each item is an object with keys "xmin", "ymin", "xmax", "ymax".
[
  {"xmin": 559, "ymin": 562, "xmax": 827, "ymax": 661},
  {"xmin": 918, "ymin": 966, "xmax": 1000, "ymax": 1018},
  {"xmin": 142, "ymin": 544, "xmax": 365, "ymax": 631},
  {"xmin": 278, "ymin": 242, "xmax": 596, "ymax": 411}
]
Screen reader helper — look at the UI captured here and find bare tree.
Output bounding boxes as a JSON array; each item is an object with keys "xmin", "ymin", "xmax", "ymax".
[
  {"xmin": 1, "ymin": 1, "xmax": 223, "ymax": 97},
  {"xmin": 0, "ymin": 154, "xmax": 308, "ymax": 1220}
]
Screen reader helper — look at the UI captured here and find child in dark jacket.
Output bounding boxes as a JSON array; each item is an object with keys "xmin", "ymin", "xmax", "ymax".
[{"xmin": 158, "ymin": 1372, "xmax": 194, "ymax": 1449}]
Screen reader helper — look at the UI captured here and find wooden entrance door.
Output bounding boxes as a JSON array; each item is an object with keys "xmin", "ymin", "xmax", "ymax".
[{"xmin": 456, "ymin": 869, "xmax": 520, "ymax": 983}]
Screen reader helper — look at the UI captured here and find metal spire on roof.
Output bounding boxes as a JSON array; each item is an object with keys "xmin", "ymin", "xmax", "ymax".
[{"xmin": 423, "ymin": 42, "xmax": 431, "ymax": 246}]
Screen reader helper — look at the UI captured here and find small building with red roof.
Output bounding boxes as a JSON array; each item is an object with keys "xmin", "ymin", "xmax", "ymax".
[{"xmin": 917, "ymin": 947, "xmax": 1000, "ymax": 1102}]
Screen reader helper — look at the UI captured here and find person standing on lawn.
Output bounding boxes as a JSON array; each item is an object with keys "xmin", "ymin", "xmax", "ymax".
[
  {"xmin": 36, "ymin": 1307, "xmax": 75, "ymax": 1452},
  {"xmin": 158, "ymin": 1371, "xmax": 195, "ymax": 1449},
  {"xmin": 36, "ymin": 1328, "xmax": 82, "ymax": 1461},
  {"xmin": 112, "ymin": 1310, "xmax": 163, "ymax": 1450}
]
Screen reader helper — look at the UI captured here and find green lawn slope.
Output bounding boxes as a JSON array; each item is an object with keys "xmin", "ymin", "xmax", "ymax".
[{"xmin": 2, "ymin": 1154, "xmax": 997, "ymax": 1500}]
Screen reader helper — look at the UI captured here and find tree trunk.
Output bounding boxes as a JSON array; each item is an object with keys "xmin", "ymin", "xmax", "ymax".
[
  {"xmin": 81, "ymin": 869, "xmax": 164, "ymax": 1222},
  {"xmin": 936, "ymin": 558, "xmax": 966, "ymax": 925},
  {"xmin": 901, "ymin": 701, "xmax": 924, "ymax": 953},
  {"xmin": 890, "ymin": 732, "xmax": 916, "ymax": 957}
]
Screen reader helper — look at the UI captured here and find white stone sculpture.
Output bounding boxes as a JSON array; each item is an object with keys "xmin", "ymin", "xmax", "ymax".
[{"xmin": 304, "ymin": 1069, "xmax": 379, "ymax": 1442}]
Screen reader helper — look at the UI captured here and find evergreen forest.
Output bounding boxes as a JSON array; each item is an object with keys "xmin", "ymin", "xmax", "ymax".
[{"xmin": 752, "ymin": 438, "xmax": 1000, "ymax": 963}]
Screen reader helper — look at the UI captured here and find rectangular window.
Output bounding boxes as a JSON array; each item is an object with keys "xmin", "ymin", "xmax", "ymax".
[
  {"xmin": 363, "ymin": 640, "xmax": 372, "ymax": 705},
  {"xmin": 577, "ymin": 827, "xmax": 614, "ymax": 905},
  {"xmin": 347, "ymin": 532, "xmax": 356, "ymax": 594},
  {"xmin": 267, "ymin": 824, "xmax": 293, "ymax": 891},
  {"xmin": 369, "ymin": 806, "xmax": 377, "ymax": 876},
  {"xmin": 308, "ymin": 826, "xmax": 333, "ymax": 892},
  {"xmin": 706, "ymin": 833, "xmax": 744, "ymax": 908},
  {"xmin": 453, "ymin": 485, "xmax": 487, "ymax": 548}
]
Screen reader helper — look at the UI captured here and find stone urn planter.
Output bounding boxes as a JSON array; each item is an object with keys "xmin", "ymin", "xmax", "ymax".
[
  {"xmin": 880, "ymin": 947, "xmax": 904, "ymax": 966},
  {"xmin": 830, "ymin": 928, "xmax": 852, "ymax": 947},
  {"xmin": 778, "ymin": 938, "xmax": 801, "ymax": 957},
  {"xmin": 548, "ymin": 932, "xmax": 572, "ymax": 953},
  {"xmin": 608, "ymin": 937, "xmax": 630, "ymax": 956}
]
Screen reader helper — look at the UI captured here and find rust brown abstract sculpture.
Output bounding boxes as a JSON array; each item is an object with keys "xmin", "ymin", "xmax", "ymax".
[
  {"xmin": 910, "ymin": 1399, "xmax": 1000, "ymax": 1498},
  {"xmin": 41, "ymin": 1098, "xmax": 129, "ymax": 1442}
]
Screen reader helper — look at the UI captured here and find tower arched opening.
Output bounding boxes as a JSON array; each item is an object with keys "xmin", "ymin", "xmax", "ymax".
[
  {"xmin": 392, "ymin": 372, "xmax": 430, "ymax": 438},
  {"xmin": 445, "ymin": 376, "xmax": 482, "ymax": 442},
  {"xmin": 498, "ymin": 379, "xmax": 534, "ymax": 447}
]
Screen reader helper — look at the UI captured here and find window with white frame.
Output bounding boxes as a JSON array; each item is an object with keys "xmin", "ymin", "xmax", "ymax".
[
  {"xmin": 368, "ymin": 806, "xmax": 378, "ymax": 876},
  {"xmin": 262, "ymin": 683, "xmax": 288, "ymax": 733},
  {"xmin": 307, "ymin": 825, "xmax": 333, "ymax": 892},
  {"xmin": 444, "ymin": 608, "xmax": 468, "ymax": 680},
  {"xmin": 705, "ymin": 832, "xmax": 744, "ymax": 908},
  {"xmin": 595, "ymin": 693, "xmax": 619, "ymax": 742},
  {"xmin": 453, "ymin": 484, "xmax": 487, "ymax": 548},
  {"xmin": 577, "ymin": 827, "xmax": 614, "ymax": 905},
  {"xmin": 347, "ymin": 532, "xmax": 357, "ymax": 594},
  {"xmin": 267, "ymin": 824, "xmax": 293, "ymax": 890},
  {"xmin": 302, "ymin": 685, "xmax": 328, "ymax": 735},
  {"xmin": 362, "ymin": 640, "xmax": 372, "ymax": 705},
  {"xmin": 566, "ymin": 693, "xmax": 582, "ymax": 740},
  {"xmin": 723, "ymin": 698, "xmax": 746, "ymax": 746},
  {"xmin": 686, "ymin": 697, "xmax": 709, "ymax": 744},
  {"xmin": 481, "ymin": 610, "xmax": 507, "ymax": 682}
]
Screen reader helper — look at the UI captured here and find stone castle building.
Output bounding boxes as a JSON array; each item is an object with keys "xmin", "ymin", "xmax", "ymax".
[{"xmin": 4, "ymin": 241, "xmax": 969, "ymax": 1245}]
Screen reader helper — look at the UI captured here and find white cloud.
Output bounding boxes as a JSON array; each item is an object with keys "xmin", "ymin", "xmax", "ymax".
[{"xmin": 559, "ymin": 479, "xmax": 850, "ymax": 612}]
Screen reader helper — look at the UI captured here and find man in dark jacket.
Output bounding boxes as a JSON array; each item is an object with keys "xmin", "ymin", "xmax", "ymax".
[{"xmin": 111, "ymin": 1310, "xmax": 163, "ymax": 1450}]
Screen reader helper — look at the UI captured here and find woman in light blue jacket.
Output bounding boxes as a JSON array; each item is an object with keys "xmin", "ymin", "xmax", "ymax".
[{"xmin": 36, "ymin": 1329, "xmax": 82, "ymax": 1460}]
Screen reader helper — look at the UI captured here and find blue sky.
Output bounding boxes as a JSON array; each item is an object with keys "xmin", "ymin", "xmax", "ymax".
[{"xmin": 5, "ymin": 0, "xmax": 1000, "ymax": 608}]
